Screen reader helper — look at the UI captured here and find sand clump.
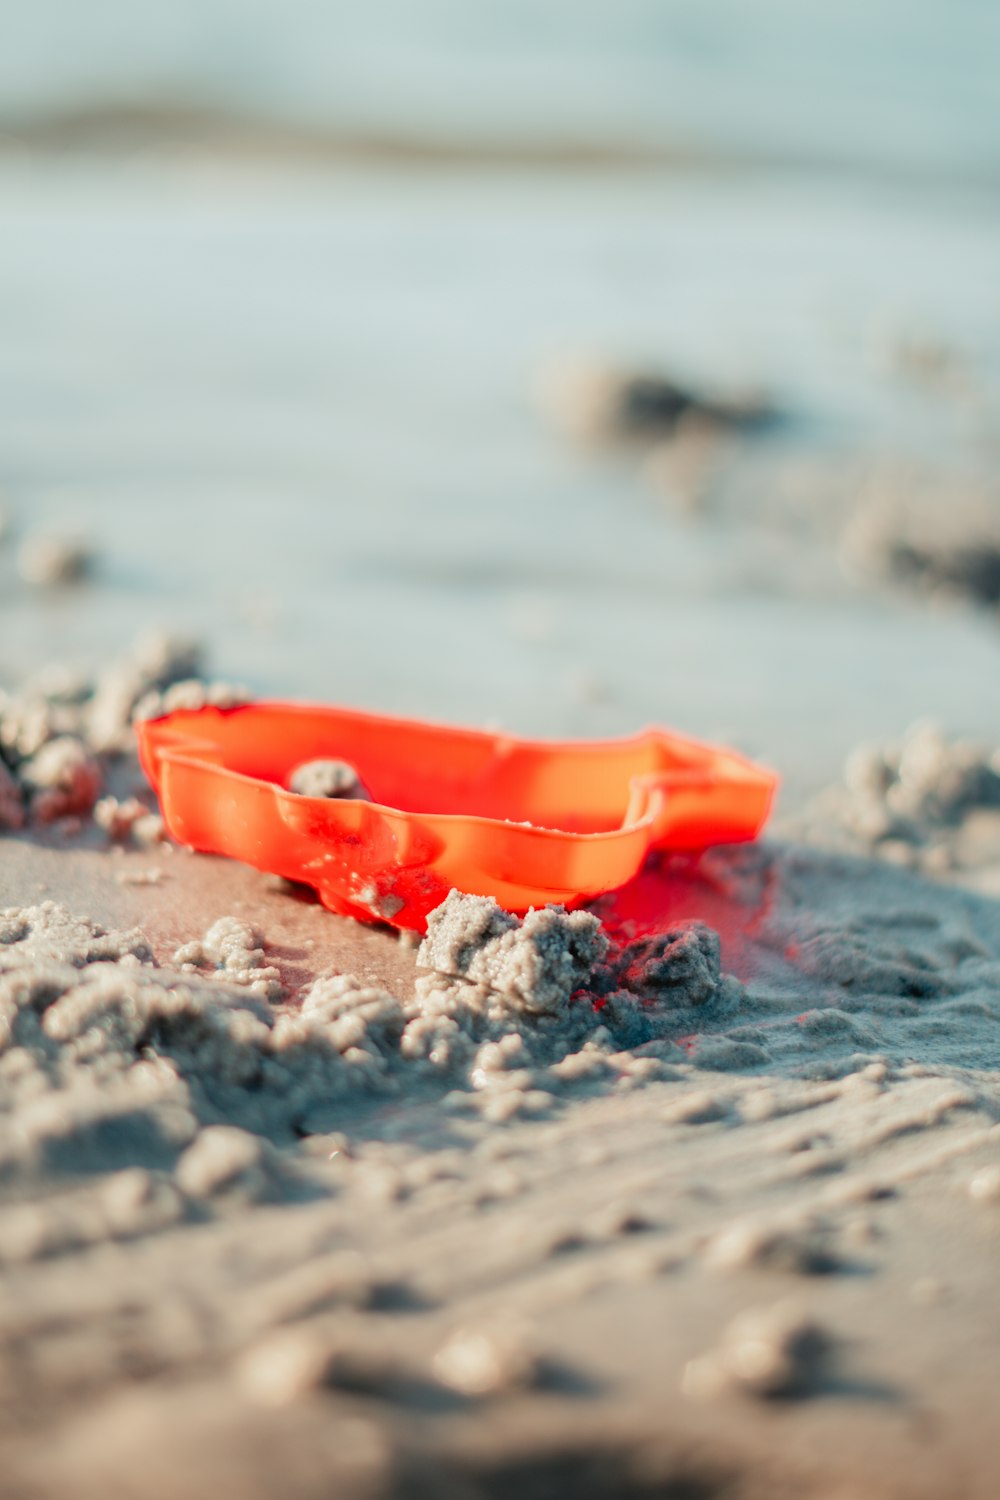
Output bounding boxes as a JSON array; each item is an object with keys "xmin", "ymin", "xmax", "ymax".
[
  {"xmin": 536, "ymin": 356, "xmax": 772, "ymax": 446},
  {"xmin": 0, "ymin": 891, "xmax": 757, "ymax": 1210},
  {"xmin": 407, "ymin": 894, "xmax": 749, "ymax": 1097},
  {"xmin": 417, "ymin": 891, "xmax": 609, "ymax": 1015},
  {"xmin": 705, "ymin": 1211, "xmax": 841, "ymax": 1275},
  {"xmin": 879, "ymin": 535, "xmax": 1000, "ymax": 610},
  {"xmin": 792, "ymin": 722, "xmax": 1000, "ymax": 880},
  {"xmin": 233, "ymin": 1325, "xmax": 401, "ymax": 1408},
  {"xmin": 287, "ymin": 760, "xmax": 371, "ymax": 801},
  {"xmin": 174, "ymin": 1126, "xmax": 277, "ymax": 1202},
  {"xmin": 843, "ymin": 470, "xmax": 1000, "ymax": 616},
  {"xmin": 0, "ymin": 632, "xmax": 247, "ymax": 839},
  {"xmin": 94, "ymin": 795, "xmax": 164, "ymax": 845},
  {"xmin": 432, "ymin": 1322, "xmax": 541, "ymax": 1396},
  {"xmin": 19, "ymin": 736, "xmax": 103, "ymax": 823},
  {"xmin": 131, "ymin": 677, "xmax": 249, "ymax": 726},
  {"xmin": 418, "ymin": 891, "xmax": 742, "ymax": 1037},
  {"xmin": 17, "ymin": 531, "xmax": 93, "ymax": 587},
  {"xmin": 684, "ymin": 1301, "xmax": 833, "ymax": 1400},
  {"xmin": 173, "ymin": 916, "xmax": 285, "ymax": 1001},
  {"xmin": 535, "ymin": 355, "xmax": 775, "ymax": 520}
]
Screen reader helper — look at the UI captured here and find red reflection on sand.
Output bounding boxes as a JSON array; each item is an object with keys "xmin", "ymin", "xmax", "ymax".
[{"xmin": 593, "ymin": 849, "xmax": 779, "ymax": 984}]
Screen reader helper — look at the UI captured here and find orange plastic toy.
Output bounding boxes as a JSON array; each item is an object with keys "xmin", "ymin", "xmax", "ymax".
[{"xmin": 136, "ymin": 703, "xmax": 777, "ymax": 932}]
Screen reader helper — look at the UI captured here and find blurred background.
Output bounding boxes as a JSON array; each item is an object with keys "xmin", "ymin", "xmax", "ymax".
[{"xmin": 1, "ymin": 0, "xmax": 999, "ymax": 805}]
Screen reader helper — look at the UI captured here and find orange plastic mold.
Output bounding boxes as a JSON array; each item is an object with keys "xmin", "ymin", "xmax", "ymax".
[{"xmin": 136, "ymin": 703, "xmax": 777, "ymax": 932}]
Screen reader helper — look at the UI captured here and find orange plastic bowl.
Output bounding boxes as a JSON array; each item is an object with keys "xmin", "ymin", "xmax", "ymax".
[{"xmin": 136, "ymin": 703, "xmax": 777, "ymax": 932}]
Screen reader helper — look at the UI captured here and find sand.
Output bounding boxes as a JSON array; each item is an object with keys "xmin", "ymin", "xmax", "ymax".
[
  {"xmin": 1, "ymin": 691, "xmax": 999, "ymax": 1497},
  {"xmin": 2, "ymin": 132, "xmax": 999, "ymax": 1499}
]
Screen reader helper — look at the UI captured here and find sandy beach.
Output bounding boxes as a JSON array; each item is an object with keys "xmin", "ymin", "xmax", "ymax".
[
  {"xmin": 3, "ymin": 509, "xmax": 999, "ymax": 1500},
  {"xmin": 2, "ymin": 747, "xmax": 1000, "ymax": 1497},
  {"xmin": 3, "ymin": 8, "xmax": 1000, "ymax": 1493}
]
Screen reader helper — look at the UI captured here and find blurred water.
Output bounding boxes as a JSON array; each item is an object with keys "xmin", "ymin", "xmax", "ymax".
[{"xmin": 2, "ymin": 0, "xmax": 999, "ymax": 181}]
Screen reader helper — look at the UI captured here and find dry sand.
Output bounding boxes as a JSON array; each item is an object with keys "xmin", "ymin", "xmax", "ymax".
[{"xmin": 1, "ymin": 690, "xmax": 999, "ymax": 1498}]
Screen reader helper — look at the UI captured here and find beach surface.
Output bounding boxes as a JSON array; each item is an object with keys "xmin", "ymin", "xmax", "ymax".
[
  {"xmin": 2, "ymin": 802, "xmax": 1000, "ymax": 1498},
  {"xmin": 1, "ymin": 629, "xmax": 998, "ymax": 1500},
  {"xmin": 2, "ymin": 17, "xmax": 1000, "ymax": 1488}
]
